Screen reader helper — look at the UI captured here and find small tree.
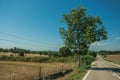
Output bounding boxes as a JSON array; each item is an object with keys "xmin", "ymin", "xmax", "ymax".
[
  {"xmin": 59, "ymin": 46, "xmax": 72, "ymax": 57},
  {"xmin": 19, "ymin": 52, "xmax": 24, "ymax": 56},
  {"xmin": 59, "ymin": 7, "xmax": 107, "ymax": 67}
]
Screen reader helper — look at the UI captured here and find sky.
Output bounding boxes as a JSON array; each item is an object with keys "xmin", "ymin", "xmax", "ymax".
[{"xmin": 0, "ymin": 0, "xmax": 120, "ymax": 51}]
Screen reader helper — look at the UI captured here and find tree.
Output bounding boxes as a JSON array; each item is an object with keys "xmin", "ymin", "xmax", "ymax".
[
  {"xmin": 0, "ymin": 48, "xmax": 4, "ymax": 52},
  {"xmin": 59, "ymin": 7, "xmax": 107, "ymax": 67},
  {"xmin": 59, "ymin": 46, "xmax": 72, "ymax": 57}
]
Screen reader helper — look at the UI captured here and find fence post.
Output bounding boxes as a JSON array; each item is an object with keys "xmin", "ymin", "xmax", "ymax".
[
  {"xmin": 61, "ymin": 64, "xmax": 63, "ymax": 71},
  {"xmin": 39, "ymin": 67, "xmax": 42, "ymax": 77}
]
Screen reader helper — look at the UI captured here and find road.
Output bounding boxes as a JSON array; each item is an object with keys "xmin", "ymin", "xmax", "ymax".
[{"xmin": 83, "ymin": 55, "xmax": 120, "ymax": 80}]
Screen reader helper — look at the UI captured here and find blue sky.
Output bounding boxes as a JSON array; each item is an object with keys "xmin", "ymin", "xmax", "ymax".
[{"xmin": 0, "ymin": 0, "xmax": 120, "ymax": 51}]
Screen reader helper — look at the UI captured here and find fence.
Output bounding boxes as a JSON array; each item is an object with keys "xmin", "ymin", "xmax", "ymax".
[{"xmin": 33, "ymin": 66, "xmax": 73, "ymax": 80}]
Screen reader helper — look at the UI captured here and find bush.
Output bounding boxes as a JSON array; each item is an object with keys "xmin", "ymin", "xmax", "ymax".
[
  {"xmin": 78, "ymin": 63, "xmax": 88, "ymax": 73},
  {"xmin": 10, "ymin": 54, "xmax": 14, "ymax": 56},
  {"xmin": 0, "ymin": 55, "xmax": 77, "ymax": 63},
  {"xmin": 54, "ymin": 56, "xmax": 77, "ymax": 63},
  {"xmin": 0, "ymin": 55, "xmax": 8, "ymax": 61},
  {"xmin": 59, "ymin": 47, "xmax": 72, "ymax": 57},
  {"xmin": 78, "ymin": 55, "xmax": 94, "ymax": 73},
  {"xmin": 88, "ymin": 51, "xmax": 97, "ymax": 58},
  {"xmin": 19, "ymin": 52, "xmax": 24, "ymax": 56},
  {"xmin": 81, "ymin": 55, "xmax": 94, "ymax": 65},
  {"xmin": 55, "ymin": 57, "xmax": 67, "ymax": 62},
  {"xmin": 0, "ymin": 56, "xmax": 50, "ymax": 62},
  {"xmin": 0, "ymin": 55, "xmax": 6, "ymax": 60}
]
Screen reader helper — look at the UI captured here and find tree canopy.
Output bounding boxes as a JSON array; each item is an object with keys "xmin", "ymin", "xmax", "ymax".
[
  {"xmin": 59, "ymin": 46, "xmax": 72, "ymax": 57},
  {"xmin": 60, "ymin": 7, "xmax": 107, "ymax": 55}
]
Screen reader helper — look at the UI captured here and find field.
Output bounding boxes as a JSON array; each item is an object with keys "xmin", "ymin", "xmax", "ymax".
[
  {"xmin": 0, "ymin": 61, "xmax": 76, "ymax": 80},
  {"xmin": 0, "ymin": 52, "xmax": 93, "ymax": 80},
  {"xmin": 0, "ymin": 52, "xmax": 48, "ymax": 57},
  {"xmin": 106, "ymin": 54, "xmax": 120, "ymax": 64}
]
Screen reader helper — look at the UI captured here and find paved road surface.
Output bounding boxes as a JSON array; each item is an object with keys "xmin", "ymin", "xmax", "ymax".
[{"xmin": 83, "ymin": 55, "xmax": 120, "ymax": 80}]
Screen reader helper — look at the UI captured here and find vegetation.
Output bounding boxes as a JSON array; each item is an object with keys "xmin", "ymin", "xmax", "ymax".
[
  {"xmin": 99, "ymin": 50, "xmax": 120, "ymax": 55},
  {"xmin": 65, "ymin": 54, "xmax": 96, "ymax": 80},
  {"xmin": 0, "ymin": 61, "xmax": 75, "ymax": 80},
  {"xmin": 0, "ymin": 50, "xmax": 97, "ymax": 80},
  {"xmin": 64, "ymin": 67, "xmax": 86, "ymax": 80},
  {"xmin": 59, "ymin": 46, "xmax": 72, "ymax": 57},
  {"xmin": 0, "ymin": 56, "xmax": 51, "ymax": 62},
  {"xmin": 0, "ymin": 47, "xmax": 60, "ymax": 57},
  {"xmin": 59, "ymin": 7, "xmax": 107, "ymax": 67}
]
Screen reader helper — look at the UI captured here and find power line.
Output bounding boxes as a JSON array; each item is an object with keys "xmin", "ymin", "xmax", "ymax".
[
  {"xmin": 0, "ymin": 31, "xmax": 61, "ymax": 47},
  {"xmin": 0, "ymin": 37, "xmax": 60, "ymax": 48},
  {"xmin": 0, "ymin": 37, "xmax": 20, "ymax": 44}
]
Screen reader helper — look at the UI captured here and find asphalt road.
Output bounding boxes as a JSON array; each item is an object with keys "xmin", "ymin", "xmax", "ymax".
[{"xmin": 83, "ymin": 55, "xmax": 120, "ymax": 80}]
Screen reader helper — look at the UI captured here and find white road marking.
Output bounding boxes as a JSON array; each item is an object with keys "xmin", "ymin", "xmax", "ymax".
[
  {"xmin": 102, "ymin": 61, "xmax": 108, "ymax": 68},
  {"xmin": 82, "ymin": 69, "xmax": 91, "ymax": 80},
  {"xmin": 112, "ymin": 72, "xmax": 116, "ymax": 76},
  {"xmin": 82, "ymin": 57, "xmax": 120, "ymax": 80},
  {"xmin": 102, "ymin": 59, "xmax": 120, "ymax": 80},
  {"xmin": 101, "ymin": 57, "xmax": 120, "ymax": 67},
  {"xmin": 113, "ymin": 72, "xmax": 120, "ymax": 79},
  {"xmin": 82, "ymin": 61, "xmax": 97, "ymax": 80}
]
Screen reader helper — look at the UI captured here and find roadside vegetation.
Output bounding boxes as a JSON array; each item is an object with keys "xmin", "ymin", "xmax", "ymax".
[
  {"xmin": 63, "ymin": 52, "xmax": 96, "ymax": 80},
  {"xmin": 0, "ymin": 47, "xmax": 97, "ymax": 80}
]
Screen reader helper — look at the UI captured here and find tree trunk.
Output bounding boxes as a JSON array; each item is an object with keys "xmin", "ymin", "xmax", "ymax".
[{"xmin": 78, "ymin": 54, "xmax": 80, "ymax": 67}]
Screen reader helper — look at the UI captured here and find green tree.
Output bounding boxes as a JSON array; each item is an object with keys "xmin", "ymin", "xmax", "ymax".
[
  {"xmin": 59, "ymin": 7, "xmax": 107, "ymax": 67},
  {"xmin": 0, "ymin": 48, "xmax": 4, "ymax": 52},
  {"xmin": 59, "ymin": 46, "xmax": 72, "ymax": 57}
]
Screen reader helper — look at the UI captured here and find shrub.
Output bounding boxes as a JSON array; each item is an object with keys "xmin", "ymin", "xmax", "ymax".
[
  {"xmin": 18, "ymin": 52, "xmax": 24, "ymax": 56},
  {"xmin": 10, "ymin": 54, "xmax": 14, "ymax": 56},
  {"xmin": 78, "ymin": 63, "xmax": 87, "ymax": 73},
  {"xmin": 55, "ymin": 57, "xmax": 67, "ymax": 62},
  {"xmin": 81, "ymin": 55, "xmax": 94, "ymax": 65},
  {"xmin": 0, "ymin": 55, "xmax": 7, "ymax": 60},
  {"xmin": 59, "ymin": 47, "xmax": 72, "ymax": 57},
  {"xmin": 0, "ymin": 55, "xmax": 77, "ymax": 63},
  {"xmin": 88, "ymin": 51, "xmax": 97, "ymax": 58},
  {"xmin": 0, "ymin": 55, "xmax": 12, "ymax": 61}
]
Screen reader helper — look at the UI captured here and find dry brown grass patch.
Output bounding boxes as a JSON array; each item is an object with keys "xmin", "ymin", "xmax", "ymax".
[
  {"xmin": 106, "ymin": 54, "xmax": 120, "ymax": 64},
  {"xmin": 0, "ymin": 61, "xmax": 75, "ymax": 80}
]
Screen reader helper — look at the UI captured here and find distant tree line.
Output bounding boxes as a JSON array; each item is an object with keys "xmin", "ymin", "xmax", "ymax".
[
  {"xmin": 0, "ymin": 47, "xmax": 59, "ymax": 57},
  {"xmin": 0, "ymin": 47, "xmax": 73, "ymax": 57},
  {"xmin": 0, "ymin": 47, "xmax": 97, "ymax": 63},
  {"xmin": 99, "ymin": 50, "xmax": 120, "ymax": 57},
  {"xmin": 0, "ymin": 47, "xmax": 97, "ymax": 58}
]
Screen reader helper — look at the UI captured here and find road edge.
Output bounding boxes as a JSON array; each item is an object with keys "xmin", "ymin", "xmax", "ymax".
[
  {"xmin": 82, "ymin": 61, "xmax": 96, "ymax": 80},
  {"xmin": 82, "ymin": 69, "xmax": 91, "ymax": 80}
]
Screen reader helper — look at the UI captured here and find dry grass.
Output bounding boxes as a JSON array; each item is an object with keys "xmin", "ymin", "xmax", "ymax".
[
  {"xmin": 0, "ymin": 61, "xmax": 75, "ymax": 80},
  {"xmin": 0, "ymin": 52, "xmax": 12, "ymax": 56},
  {"xmin": 0, "ymin": 52, "xmax": 48, "ymax": 57},
  {"xmin": 25, "ymin": 54, "xmax": 48, "ymax": 57},
  {"xmin": 106, "ymin": 54, "xmax": 120, "ymax": 64}
]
